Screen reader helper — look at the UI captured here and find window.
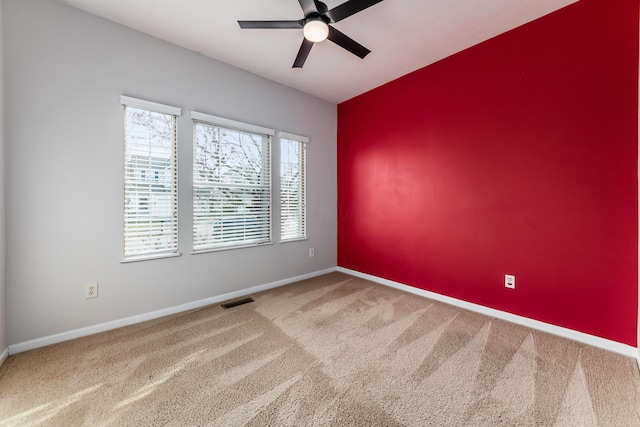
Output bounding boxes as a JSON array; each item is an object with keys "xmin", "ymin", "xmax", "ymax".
[
  {"xmin": 121, "ymin": 96, "xmax": 180, "ymax": 261},
  {"xmin": 279, "ymin": 132, "xmax": 307, "ymax": 241},
  {"xmin": 192, "ymin": 112, "xmax": 274, "ymax": 252}
]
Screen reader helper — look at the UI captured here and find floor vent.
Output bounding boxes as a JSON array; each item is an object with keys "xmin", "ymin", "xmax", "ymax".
[{"xmin": 221, "ymin": 297, "xmax": 255, "ymax": 309}]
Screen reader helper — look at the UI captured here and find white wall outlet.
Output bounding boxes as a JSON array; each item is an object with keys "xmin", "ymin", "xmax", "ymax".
[
  {"xmin": 505, "ymin": 274, "xmax": 515, "ymax": 289},
  {"xmin": 309, "ymin": 248, "xmax": 315, "ymax": 257},
  {"xmin": 86, "ymin": 283, "xmax": 98, "ymax": 299}
]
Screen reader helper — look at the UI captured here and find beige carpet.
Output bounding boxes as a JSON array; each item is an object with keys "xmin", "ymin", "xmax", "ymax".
[{"xmin": 1, "ymin": 272, "xmax": 639, "ymax": 426}]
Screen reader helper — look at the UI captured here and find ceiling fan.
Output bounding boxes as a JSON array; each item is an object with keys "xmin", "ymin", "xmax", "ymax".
[{"xmin": 238, "ymin": 0, "xmax": 384, "ymax": 68}]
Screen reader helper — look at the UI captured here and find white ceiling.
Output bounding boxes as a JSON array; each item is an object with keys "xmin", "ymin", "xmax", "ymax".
[{"xmin": 57, "ymin": 0, "xmax": 578, "ymax": 104}]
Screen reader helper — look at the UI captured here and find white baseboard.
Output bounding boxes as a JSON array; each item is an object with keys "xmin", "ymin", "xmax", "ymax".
[
  {"xmin": 0, "ymin": 347, "xmax": 8, "ymax": 366},
  {"xmin": 9, "ymin": 266, "xmax": 639, "ymax": 364},
  {"xmin": 8, "ymin": 267, "xmax": 336, "ymax": 355},
  {"xmin": 338, "ymin": 267, "xmax": 640, "ymax": 360}
]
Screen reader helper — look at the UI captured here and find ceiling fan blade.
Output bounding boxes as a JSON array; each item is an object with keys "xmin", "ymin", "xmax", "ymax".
[
  {"xmin": 327, "ymin": 25, "xmax": 370, "ymax": 59},
  {"xmin": 293, "ymin": 38, "xmax": 314, "ymax": 68},
  {"xmin": 326, "ymin": 0, "xmax": 383, "ymax": 23},
  {"xmin": 298, "ymin": 0, "xmax": 318, "ymax": 16},
  {"xmin": 238, "ymin": 20, "xmax": 303, "ymax": 29}
]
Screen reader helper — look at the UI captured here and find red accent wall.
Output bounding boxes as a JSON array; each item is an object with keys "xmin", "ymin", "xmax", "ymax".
[{"xmin": 337, "ymin": 0, "xmax": 639, "ymax": 345}]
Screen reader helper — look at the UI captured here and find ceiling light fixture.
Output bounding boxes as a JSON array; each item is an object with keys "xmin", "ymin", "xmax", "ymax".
[{"xmin": 303, "ymin": 18, "xmax": 329, "ymax": 42}]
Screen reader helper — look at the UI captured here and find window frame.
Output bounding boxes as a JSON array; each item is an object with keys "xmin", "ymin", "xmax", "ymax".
[
  {"xmin": 191, "ymin": 111, "xmax": 275, "ymax": 254},
  {"xmin": 121, "ymin": 95, "xmax": 181, "ymax": 263},
  {"xmin": 278, "ymin": 131, "xmax": 308, "ymax": 243}
]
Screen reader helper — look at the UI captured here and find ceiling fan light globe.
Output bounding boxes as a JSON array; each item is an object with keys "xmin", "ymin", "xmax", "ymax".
[{"xmin": 303, "ymin": 20, "xmax": 329, "ymax": 42}]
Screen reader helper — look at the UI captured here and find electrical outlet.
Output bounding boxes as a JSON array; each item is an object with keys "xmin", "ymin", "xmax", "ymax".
[
  {"xmin": 309, "ymin": 248, "xmax": 315, "ymax": 257},
  {"xmin": 86, "ymin": 283, "xmax": 98, "ymax": 299},
  {"xmin": 505, "ymin": 274, "xmax": 515, "ymax": 289}
]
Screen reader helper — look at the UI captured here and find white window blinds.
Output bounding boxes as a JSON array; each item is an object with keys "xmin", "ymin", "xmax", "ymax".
[
  {"xmin": 279, "ymin": 132, "xmax": 307, "ymax": 241},
  {"xmin": 192, "ymin": 112, "xmax": 273, "ymax": 252},
  {"xmin": 122, "ymin": 96, "xmax": 180, "ymax": 260}
]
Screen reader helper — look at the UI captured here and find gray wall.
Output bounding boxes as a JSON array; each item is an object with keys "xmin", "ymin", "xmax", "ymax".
[
  {"xmin": 0, "ymin": 0, "xmax": 6, "ymax": 357},
  {"xmin": 4, "ymin": 0, "xmax": 337, "ymax": 345}
]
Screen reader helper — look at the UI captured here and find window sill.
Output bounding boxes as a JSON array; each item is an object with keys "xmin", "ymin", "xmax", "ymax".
[
  {"xmin": 191, "ymin": 241, "xmax": 274, "ymax": 255},
  {"xmin": 280, "ymin": 237, "xmax": 308, "ymax": 244},
  {"xmin": 121, "ymin": 252, "xmax": 182, "ymax": 263}
]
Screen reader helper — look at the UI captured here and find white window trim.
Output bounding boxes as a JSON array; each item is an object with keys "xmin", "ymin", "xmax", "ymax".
[
  {"xmin": 120, "ymin": 95, "xmax": 182, "ymax": 116},
  {"xmin": 191, "ymin": 111, "xmax": 274, "ymax": 136},
  {"xmin": 278, "ymin": 131, "xmax": 309, "ymax": 144},
  {"xmin": 278, "ymin": 131, "xmax": 308, "ymax": 243},
  {"xmin": 121, "ymin": 252, "xmax": 182, "ymax": 264},
  {"xmin": 279, "ymin": 236, "xmax": 308, "ymax": 244},
  {"xmin": 121, "ymin": 96, "xmax": 182, "ymax": 262},
  {"xmin": 191, "ymin": 112, "xmax": 274, "ymax": 253},
  {"xmin": 191, "ymin": 241, "xmax": 275, "ymax": 255}
]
